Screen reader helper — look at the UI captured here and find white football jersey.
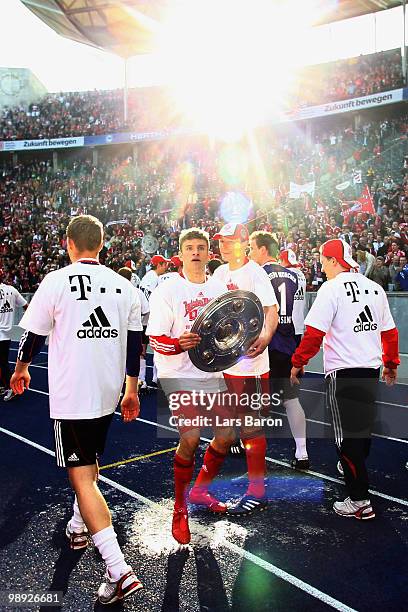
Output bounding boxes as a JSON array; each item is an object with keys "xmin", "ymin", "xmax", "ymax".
[
  {"xmin": 0, "ymin": 284, "xmax": 27, "ymax": 341},
  {"xmin": 19, "ymin": 260, "xmax": 142, "ymax": 420},
  {"xmin": 289, "ymin": 267, "xmax": 306, "ymax": 335},
  {"xmin": 213, "ymin": 260, "xmax": 278, "ymax": 375},
  {"xmin": 146, "ymin": 273, "xmax": 228, "ymax": 390},
  {"xmin": 305, "ymin": 272, "xmax": 396, "ymax": 375},
  {"xmin": 158, "ymin": 271, "xmax": 179, "ymax": 284},
  {"xmin": 136, "ymin": 287, "xmax": 150, "ymax": 326},
  {"xmin": 139, "ymin": 270, "xmax": 159, "ymax": 298}
]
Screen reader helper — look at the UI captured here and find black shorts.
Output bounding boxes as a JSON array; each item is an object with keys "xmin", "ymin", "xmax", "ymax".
[
  {"xmin": 269, "ymin": 348, "xmax": 298, "ymax": 401},
  {"xmin": 53, "ymin": 413, "xmax": 114, "ymax": 468}
]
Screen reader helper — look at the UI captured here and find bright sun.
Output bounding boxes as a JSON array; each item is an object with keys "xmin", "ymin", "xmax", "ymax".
[{"xmin": 153, "ymin": 0, "xmax": 328, "ymax": 140}]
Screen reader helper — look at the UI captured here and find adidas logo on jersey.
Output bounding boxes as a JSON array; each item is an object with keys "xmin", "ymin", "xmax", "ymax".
[
  {"xmin": 354, "ymin": 305, "xmax": 378, "ymax": 332},
  {"xmin": 294, "ymin": 286, "xmax": 304, "ymax": 300},
  {"xmin": 67, "ymin": 452, "xmax": 79, "ymax": 462},
  {"xmin": 77, "ymin": 306, "xmax": 118, "ymax": 339},
  {"xmin": 0, "ymin": 300, "xmax": 13, "ymax": 314}
]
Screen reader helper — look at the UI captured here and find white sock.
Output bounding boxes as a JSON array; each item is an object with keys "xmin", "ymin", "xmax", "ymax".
[
  {"xmin": 69, "ymin": 496, "xmax": 86, "ymax": 533},
  {"xmin": 152, "ymin": 363, "xmax": 158, "ymax": 384},
  {"xmin": 92, "ymin": 526, "xmax": 131, "ymax": 581},
  {"xmin": 139, "ymin": 357, "xmax": 146, "ymax": 383},
  {"xmin": 284, "ymin": 398, "xmax": 308, "ymax": 459}
]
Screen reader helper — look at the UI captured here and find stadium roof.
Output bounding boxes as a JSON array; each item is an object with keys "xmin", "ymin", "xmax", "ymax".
[{"xmin": 21, "ymin": 0, "xmax": 402, "ymax": 59}]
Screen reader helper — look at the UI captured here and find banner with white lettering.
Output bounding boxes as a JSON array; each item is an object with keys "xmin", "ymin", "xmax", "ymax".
[
  {"xmin": 283, "ymin": 88, "xmax": 405, "ymax": 122},
  {"xmin": 0, "ymin": 136, "xmax": 84, "ymax": 152},
  {"xmin": 289, "ymin": 181, "xmax": 315, "ymax": 199}
]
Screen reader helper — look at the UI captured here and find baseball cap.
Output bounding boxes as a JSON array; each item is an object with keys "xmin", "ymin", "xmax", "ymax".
[
  {"xmin": 150, "ymin": 255, "xmax": 170, "ymax": 266},
  {"xmin": 320, "ymin": 239, "xmax": 358, "ymax": 269},
  {"xmin": 170, "ymin": 255, "xmax": 182, "ymax": 268},
  {"xmin": 213, "ymin": 223, "xmax": 249, "ymax": 242},
  {"xmin": 279, "ymin": 249, "xmax": 299, "ymax": 267}
]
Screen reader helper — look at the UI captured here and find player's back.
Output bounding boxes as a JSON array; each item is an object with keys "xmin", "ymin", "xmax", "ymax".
[
  {"xmin": 263, "ymin": 262, "xmax": 298, "ymax": 355},
  {"xmin": 307, "ymin": 272, "xmax": 394, "ymax": 374},
  {"xmin": 20, "ymin": 261, "xmax": 141, "ymax": 419}
]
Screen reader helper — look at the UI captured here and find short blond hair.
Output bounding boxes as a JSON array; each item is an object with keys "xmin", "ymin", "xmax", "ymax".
[
  {"xmin": 67, "ymin": 215, "xmax": 103, "ymax": 252},
  {"xmin": 179, "ymin": 228, "xmax": 209, "ymax": 251}
]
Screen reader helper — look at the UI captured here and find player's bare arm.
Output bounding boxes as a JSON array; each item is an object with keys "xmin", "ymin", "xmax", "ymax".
[{"xmin": 247, "ymin": 305, "xmax": 278, "ymax": 357}]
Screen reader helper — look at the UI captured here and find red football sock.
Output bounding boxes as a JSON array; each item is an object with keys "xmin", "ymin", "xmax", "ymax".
[
  {"xmin": 243, "ymin": 436, "xmax": 266, "ymax": 498},
  {"xmin": 193, "ymin": 445, "xmax": 226, "ymax": 492},
  {"xmin": 174, "ymin": 453, "xmax": 194, "ymax": 509}
]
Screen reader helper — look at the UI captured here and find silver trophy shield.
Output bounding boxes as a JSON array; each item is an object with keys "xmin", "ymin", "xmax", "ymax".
[
  {"xmin": 188, "ymin": 290, "xmax": 264, "ymax": 372},
  {"xmin": 141, "ymin": 234, "xmax": 159, "ymax": 254}
]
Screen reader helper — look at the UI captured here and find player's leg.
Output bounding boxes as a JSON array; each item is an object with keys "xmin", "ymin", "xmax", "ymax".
[
  {"xmin": 189, "ymin": 422, "xmax": 235, "ymax": 512},
  {"xmin": 226, "ymin": 375, "xmax": 269, "ymax": 516},
  {"xmin": 173, "ymin": 428, "xmax": 200, "ymax": 544},
  {"xmin": 270, "ymin": 349, "xmax": 309, "ymax": 468},
  {"xmin": 327, "ymin": 369, "xmax": 378, "ymax": 520},
  {"xmin": 1, "ymin": 339, "xmax": 14, "ymax": 400},
  {"xmin": 54, "ymin": 415, "xmax": 143, "ymax": 602}
]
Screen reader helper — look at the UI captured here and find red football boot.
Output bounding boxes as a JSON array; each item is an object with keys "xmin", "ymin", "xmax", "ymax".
[
  {"xmin": 172, "ymin": 506, "xmax": 191, "ymax": 544},
  {"xmin": 188, "ymin": 488, "xmax": 227, "ymax": 513}
]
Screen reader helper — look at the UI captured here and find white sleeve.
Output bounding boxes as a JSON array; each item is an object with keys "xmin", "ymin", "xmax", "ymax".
[
  {"xmin": 380, "ymin": 288, "xmax": 396, "ymax": 332},
  {"xmin": 253, "ymin": 265, "xmax": 278, "ymax": 308},
  {"xmin": 18, "ymin": 274, "xmax": 55, "ymax": 336},
  {"xmin": 145, "ymin": 286, "xmax": 174, "ymax": 336},
  {"xmin": 138, "ymin": 289, "xmax": 150, "ymax": 316},
  {"xmin": 14, "ymin": 288, "xmax": 28, "ymax": 308},
  {"xmin": 128, "ymin": 287, "xmax": 143, "ymax": 332},
  {"xmin": 304, "ymin": 282, "xmax": 337, "ymax": 333}
]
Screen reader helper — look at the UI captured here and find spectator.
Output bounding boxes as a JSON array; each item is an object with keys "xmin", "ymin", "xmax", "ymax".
[{"xmin": 368, "ymin": 256, "xmax": 390, "ymax": 290}]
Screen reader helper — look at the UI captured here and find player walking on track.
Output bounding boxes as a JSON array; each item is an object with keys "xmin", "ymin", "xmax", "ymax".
[
  {"xmin": 147, "ymin": 228, "xmax": 235, "ymax": 545},
  {"xmin": 291, "ymin": 239, "xmax": 399, "ymax": 520},
  {"xmin": 212, "ymin": 223, "xmax": 278, "ymax": 516},
  {"xmin": 10, "ymin": 215, "xmax": 144, "ymax": 604},
  {"xmin": 249, "ymin": 232, "xmax": 309, "ymax": 469}
]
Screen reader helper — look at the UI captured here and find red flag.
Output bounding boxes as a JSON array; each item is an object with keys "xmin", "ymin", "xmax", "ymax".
[{"xmin": 357, "ymin": 185, "xmax": 375, "ymax": 215}]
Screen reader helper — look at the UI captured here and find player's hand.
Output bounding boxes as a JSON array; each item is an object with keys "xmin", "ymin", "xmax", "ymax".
[
  {"xmin": 382, "ymin": 367, "xmax": 397, "ymax": 386},
  {"xmin": 179, "ymin": 332, "xmax": 201, "ymax": 351},
  {"xmin": 290, "ymin": 366, "xmax": 304, "ymax": 386},
  {"xmin": 246, "ymin": 334, "xmax": 268, "ymax": 358},
  {"xmin": 121, "ymin": 392, "xmax": 140, "ymax": 423},
  {"xmin": 10, "ymin": 370, "xmax": 30, "ymax": 395}
]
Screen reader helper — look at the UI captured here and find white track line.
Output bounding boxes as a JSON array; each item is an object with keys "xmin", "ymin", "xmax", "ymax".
[
  {"xmin": 24, "ymin": 387, "xmax": 408, "ymax": 507},
  {"xmin": 0, "ymin": 424, "xmax": 357, "ymax": 612},
  {"xmin": 299, "ymin": 386, "xmax": 407, "ymax": 409}
]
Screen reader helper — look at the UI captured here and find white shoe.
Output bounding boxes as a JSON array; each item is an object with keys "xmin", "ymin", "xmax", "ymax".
[
  {"xmin": 333, "ymin": 497, "xmax": 375, "ymax": 520},
  {"xmin": 336, "ymin": 460, "xmax": 344, "ymax": 477},
  {"xmin": 3, "ymin": 389, "xmax": 16, "ymax": 402},
  {"xmin": 98, "ymin": 568, "xmax": 143, "ymax": 604}
]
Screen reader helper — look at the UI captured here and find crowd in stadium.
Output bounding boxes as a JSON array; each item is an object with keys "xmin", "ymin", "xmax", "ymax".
[
  {"xmin": 1, "ymin": 103, "xmax": 408, "ymax": 293},
  {"xmin": 291, "ymin": 48, "xmax": 403, "ymax": 108},
  {"xmin": 0, "ymin": 49, "xmax": 404, "ymax": 141}
]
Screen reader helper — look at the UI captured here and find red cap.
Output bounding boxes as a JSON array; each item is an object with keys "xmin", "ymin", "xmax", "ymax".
[
  {"xmin": 150, "ymin": 255, "xmax": 170, "ymax": 266},
  {"xmin": 279, "ymin": 249, "xmax": 299, "ymax": 267},
  {"xmin": 213, "ymin": 223, "xmax": 249, "ymax": 242},
  {"xmin": 170, "ymin": 255, "xmax": 182, "ymax": 268},
  {"xmin": 320, "ymin": 239, "xmax": 358, "ymax": 269}
]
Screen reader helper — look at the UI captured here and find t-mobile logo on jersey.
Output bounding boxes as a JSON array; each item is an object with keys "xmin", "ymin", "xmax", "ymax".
[
  {"xmin": 184, "ymin": 297, "xmax": 210, "ymax": 321},
  {"xmin": 69, "ymin": 274, "xmax": 91, "ymax": 300}
]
